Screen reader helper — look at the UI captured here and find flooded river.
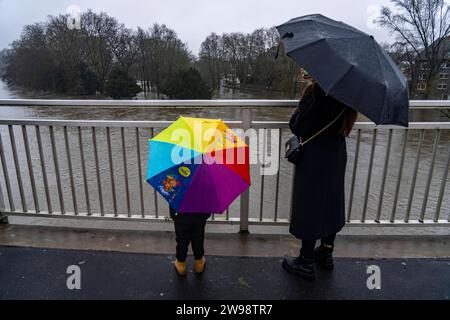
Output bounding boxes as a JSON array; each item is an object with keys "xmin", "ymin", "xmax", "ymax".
[{"xmin": 0, "ymin": 81, "xmax": 449, "ymax": 223}]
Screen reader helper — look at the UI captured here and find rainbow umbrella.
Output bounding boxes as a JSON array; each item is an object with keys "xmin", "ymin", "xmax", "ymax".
[{"xmin": 146, "ymin": 117, "xmax": 250, "ymax": 213}]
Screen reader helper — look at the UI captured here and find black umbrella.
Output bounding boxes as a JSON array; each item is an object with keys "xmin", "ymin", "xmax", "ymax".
[{"xmin": 276, "ymin": 14, "xmax": 409, "ymax": 127}]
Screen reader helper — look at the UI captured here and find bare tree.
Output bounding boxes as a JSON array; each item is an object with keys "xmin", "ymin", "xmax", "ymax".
[
  {"xmin": 134, "ymin": 27, "xmax": 151, "ymax": 96},
  {"xmin": 80, "ymin": 10, "xmax": 118, "ymax": 93},
  {"xmin": 147, "ymin": 24, "xmax": 191, "ymax": 98},
  {"xmin": 3, "ymin": 10, "xmax": 193, "ymax": 98},
  {"xmin": 4, "ymin": 10, "xmax": 301, "ymax": 99},
  {"xmin": 377, "ymin": 0, "xmax": 450, "ymax": 98},
  {"xmin": 132, "ymin": 24, "xmax": 191, "ymax": 98},
  {"xmin": 46, "ymin": 14, "xmax": 85, "ymax": 93},
  {"xmin": 199, "ymin": 33, "xmax": 224, "ymax": 89},
  {"xmin": 252, "ymin": 28, "xmax": 280, "ymax": 89},
  {"xmin": 3, "ymin": 23, "xmax": 58, "ymax": 91},
  {"xmin": 198, "ymin": 27, "xmax": 300, "ymax": 97},
  {"xmin": 110, "ymin": 27, "xmax": 138, "ymax": 72}
]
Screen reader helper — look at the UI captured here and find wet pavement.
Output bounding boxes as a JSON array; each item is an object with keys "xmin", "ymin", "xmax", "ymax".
[
  {"xmin": 0, "ymin": 245, "xmax": 449, "ymax": 300},
  {"xmin": 2, "ymin": 224, "xmax": 450, "ymax": 258}
]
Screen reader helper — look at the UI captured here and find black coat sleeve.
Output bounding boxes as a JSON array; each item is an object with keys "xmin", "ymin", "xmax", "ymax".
[
  {"xmin": 289, "ymin": 85, "xmax": 325, "ymax": 138},
  {"xmin": 289, "ymin": 108, "xmax": 300, "ymax": 135}
]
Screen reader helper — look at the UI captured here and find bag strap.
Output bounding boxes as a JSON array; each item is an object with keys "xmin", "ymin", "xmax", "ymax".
[{"xmin": 300, "ymin": 107, "xmax": 347, "ymax": 146}]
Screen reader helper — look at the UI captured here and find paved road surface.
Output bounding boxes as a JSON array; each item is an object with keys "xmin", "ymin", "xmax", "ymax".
[{"xmin": 0, "ymin": 246, "xmax": 449, "ymax": 300}]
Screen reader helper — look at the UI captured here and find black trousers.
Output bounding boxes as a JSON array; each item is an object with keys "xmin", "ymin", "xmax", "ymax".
[
  {"xmin": 170, "ymin": 209, "xmax": 211, "ymax": 262},
  {"xmin": 300, "ymin": 233, "xmax": 336, "ymax": 259}
]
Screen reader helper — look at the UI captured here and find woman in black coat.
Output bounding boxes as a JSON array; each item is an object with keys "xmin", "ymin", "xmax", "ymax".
[{"xmin": 282, "ymin": 72, "xmax": 358, "ymax": 281}]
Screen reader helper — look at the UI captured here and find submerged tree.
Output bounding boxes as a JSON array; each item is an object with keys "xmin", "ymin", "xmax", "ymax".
[
  {"xmin": 197, "ymin": 27, "xmax": 300, "ymax": 98},
  {"xmin": 132, "ymin": 24, "xmax": 192, "ymax": 98},
  {"xmin": 198, "ymin": 33, "xmax": 224, "ymax": 90},
  {"xmin": 162, "ymin": 67, "xmax": 212, "ymax": 99},
  {"xmin": 2, "ymin": 11, "xmax": 192, "ymax": 98},
  {"xmin": 105, "ymin": 68, "xmax": 141, "ymax": 99},
  {"xmin": 2, "ymin": 10, "xmax": 318, "ymax": 99},
  {"xmin": 3, "ymin": 23, "xmax": 58, "ymax": 91}
]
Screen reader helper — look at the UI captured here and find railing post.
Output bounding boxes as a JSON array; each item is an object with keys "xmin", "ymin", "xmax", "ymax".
[
  {"xmin": 239, "ymin": 108, "xmax": 252, "ymax": 234},
  {"xmin": 0, "ymin": 179, "xmax": 8, "ymax": 224}
]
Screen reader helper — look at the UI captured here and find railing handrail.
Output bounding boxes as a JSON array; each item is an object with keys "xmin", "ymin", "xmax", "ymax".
[
  {"xmin": 0, "ymin": 118, "xmax": 449, "ymax": 129},
  {"xmin": 0, "ymin": 101, "xmax": 449, "ymax": 230},
  {"xmin": 0, "ymin": 99, "xmax": 299, "ymax": 107},
  {"xmin": 0, "ymin": 99, "xmax": 450, "ymax": 109}
]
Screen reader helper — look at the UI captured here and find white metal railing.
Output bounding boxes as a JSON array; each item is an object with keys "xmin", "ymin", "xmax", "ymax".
[
  {"xmin": 0, "ymin": 100, "xmax": 449, "ymax": 232},
  {"xmin": 0, "ymin": 99, "xmax": 449, "ymax": 108}
]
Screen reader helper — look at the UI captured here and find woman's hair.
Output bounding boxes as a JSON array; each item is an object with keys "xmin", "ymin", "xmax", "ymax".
[
  {"xmin": 339, "ymin": 108, "xmax": 358, "ymax": 137},
  {"xmin": 301, "ymin": 78, "xmax": 316, "ymax": 101},
  {"xmin": 302, "ymin": 81, "xmax": 358, "ymax": 137}
]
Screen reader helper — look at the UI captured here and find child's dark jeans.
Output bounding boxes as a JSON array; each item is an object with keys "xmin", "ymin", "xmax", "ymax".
[{"xmin": 170, "ymin": 207, "xmax": 211, "ymax": 262}]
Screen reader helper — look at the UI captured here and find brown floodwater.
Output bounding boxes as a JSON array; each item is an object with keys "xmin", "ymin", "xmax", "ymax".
[
  {"xmin": 0, "ymin": 79, "xmax": 449, "ymax": 222},
  {"xmin": 0, "ymin": 104, "xmax": 448, "ymax": 223}
]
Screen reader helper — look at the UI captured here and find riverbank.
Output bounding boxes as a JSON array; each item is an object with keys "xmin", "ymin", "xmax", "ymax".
[{"xmin": 0, "ymin": 79, "xmax": 289, "ymax": 100}]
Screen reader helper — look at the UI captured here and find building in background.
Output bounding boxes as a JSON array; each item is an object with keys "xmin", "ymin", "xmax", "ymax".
[{"xmin": 411, "ymin": 36, "xmax": 450, "ymax": 100}]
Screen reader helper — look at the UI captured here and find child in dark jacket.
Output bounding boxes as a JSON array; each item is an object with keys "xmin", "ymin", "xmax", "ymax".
[{"xmin": 170, "ymin": 207, "xmax": 211, "ymax": 276}]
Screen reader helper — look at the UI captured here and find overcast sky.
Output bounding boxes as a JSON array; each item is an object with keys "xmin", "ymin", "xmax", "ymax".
[{"xmin": 0, "ymin": 0, "xmax": 394, "ymax": 55}]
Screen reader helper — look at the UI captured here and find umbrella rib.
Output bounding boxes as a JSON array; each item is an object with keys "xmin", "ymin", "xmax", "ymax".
[
  {"xmin": 285, "ymin": 35, "xmax": 372, "ymax": 57},
  {"xmin": 286, "ymin": 38, "xmax": 355, "ymax": 93},
  {"xmin": 377, "ymin": 44, "xmax": 407, "ymax": 81},
  {"xmin": 176, "ymin": 156, "xmax": 204, "ymax": 211},
  {"xmin": 285, "ymin": 37, "xmax": 327, "ymax": 55},
  {"xmin": 205, "ymin": 164, "xmax": 223, "ymax": 213},
  {"xmin": 218, "ymin": 162, "xmax": 251, "ymax": 212},
  {"xmin": 146, "ymin": 141, "xmax": 201, "ymax": 179},
  {"xmin": 325, "ymin": 64, "xmax": 355, "ymax": 95},
  {"xmin": 323, "ymin": 39, "xmax": 388, "ymax": 94},
  {"xmin": 225, "ymin": 164, "xmax": 251, "ymax": 185},
  {"xmin": 286, "ymin": 35, "xmax": 377, "ymax": 56},
  {"xmin": 311, "ymin": 19, "xmax": 368, "ymax": 36},
  {"xmin": 373, "ymin": 42, "xmax": 388, "ymax": 84},
  {"xmin": 279, "ymin": 17, "xmax": 366, "ymax": 38},
  {"xmin": 179, "ymin": 116, "xmax": 201, "ymax": 153},
  {"xmin": 373, "ymin": 44, "xmax": 390, "ymax": 123},
  {"xmin": 208, "ymin": 120, "xmax": 223, "ymax": 150}
]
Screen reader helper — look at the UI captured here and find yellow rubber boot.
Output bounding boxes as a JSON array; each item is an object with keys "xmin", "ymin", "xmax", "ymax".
[
  {"xmin": 174, "ymin": 259, "xmax": 187, "ymax": 276},
  {"xmin": 194, "ymin": 256, "xmax": 206, "ymax": 274}
]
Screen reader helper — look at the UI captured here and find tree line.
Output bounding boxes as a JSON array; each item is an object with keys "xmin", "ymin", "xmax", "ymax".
[
  {"xmin": 196, "ymin": 29, "xmax": 301, "ymax": 98},
  {"xmin": 1, "ymin": 0, "xmax": 449, "ymax": 100},
  {"xmin": 0, "ymin": 10, "xmax": 211, "ymax": 99},
  {"xmin": 0, "ymin": 10, "xmax": 306, "ymax": 99},
  {"xmin": 0, "ymin": 10, "xmax": 300, "ymax": 99}
]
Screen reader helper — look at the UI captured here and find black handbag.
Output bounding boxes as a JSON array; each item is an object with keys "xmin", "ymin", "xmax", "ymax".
[
  {"xmin": 285, "ymin": 135, "xmax": 304, "ymax": 164},
  {"xmin": 285, "ymin": 108, "xmax": 346, "ymax": 164}
]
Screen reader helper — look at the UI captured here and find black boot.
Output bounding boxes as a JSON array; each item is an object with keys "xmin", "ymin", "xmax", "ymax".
[
  {"xmin": 314, "ymin": 245, "xmax": 334, "ymax": 270},
  {"xmin": 282, "ymin": 255, "xmax": 315, "ymax": 281}
]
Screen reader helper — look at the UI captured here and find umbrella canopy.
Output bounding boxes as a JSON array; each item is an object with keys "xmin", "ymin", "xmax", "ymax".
[
  {"xmin": 276, "ymin": 14, "xmax": 409, "ymax": 127},
  {"xmin": 146, "ymin": 116, "xmax": 250, "ymax": 213}
]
